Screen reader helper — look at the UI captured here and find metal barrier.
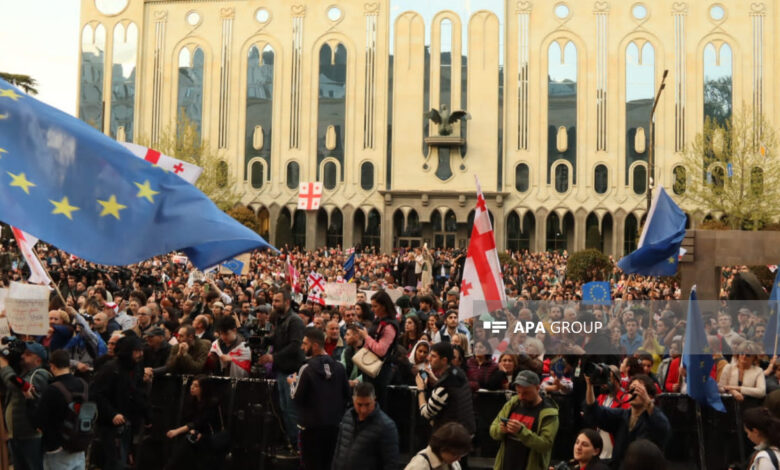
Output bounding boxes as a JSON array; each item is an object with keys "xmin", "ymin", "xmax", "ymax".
[{"xmin": 134, "ymin": 376, "xmax": 752, "ymax": 470}]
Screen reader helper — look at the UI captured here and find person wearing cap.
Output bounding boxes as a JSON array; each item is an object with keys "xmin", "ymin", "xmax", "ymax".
[
  {"xmin": 489, "ymin": 370, "xmax": 559, "ymax": 470},
  {"xmin": 91, "ymin": 335, "xmax": 150, "ymax": 470},
  {"xmin": 143, "ymin": 326, "xmax": 172, "ymax": 379},
  {"xmin": 0, "ymin": 340, "xmax": 53, "ymax": 470}
]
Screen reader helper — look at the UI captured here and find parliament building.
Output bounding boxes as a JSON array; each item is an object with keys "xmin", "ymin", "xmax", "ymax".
[{"xmin": 78, "ymin": 0, "xmax": 776, "ymax": 254}]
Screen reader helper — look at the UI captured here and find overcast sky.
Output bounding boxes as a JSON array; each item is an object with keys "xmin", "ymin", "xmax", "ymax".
[{"xmin": 0, "ymin": 0, "xmax": 81, "ymax": 116}]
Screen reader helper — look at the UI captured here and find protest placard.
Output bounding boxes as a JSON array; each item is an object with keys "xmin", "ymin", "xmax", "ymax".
[
  {"xmin": 325, "ymin": 282, "xmax": 357, "ymax": 306},
  {"xmin": 0, "ymin": 288, "xmax": 9, "ymax": 337},
  {"xmin": 386, "ymin": 287, "xmax": 405, "ymax": 303},
  {"xmin": 6, "ymin": 282, "xmax": 49, "ymax": 335}
]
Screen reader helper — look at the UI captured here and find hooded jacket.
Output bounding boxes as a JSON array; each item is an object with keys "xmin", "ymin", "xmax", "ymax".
[
  {"xmin": 489, "ymin": 395, "xmax": 559, "ymax": 470},
  {"xmin": 91, "ymin": 336, "xmax": 150, "ymax": 426},
  {"xmin": 291, "ymin": 354, "xmax": 350, "ymax": 429}
]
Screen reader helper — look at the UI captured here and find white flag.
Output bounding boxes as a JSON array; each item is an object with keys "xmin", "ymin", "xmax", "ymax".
[
  {"xmin": 458, "ymin": 176, "xmax": 507, "ymax": 321},
  {"xmin": 120, "ymin": 142, "xmax": 203, "ymax": 184},
  {"xmin": 11, "ymin": 227, "xmax": 51, "ymax": 286}
]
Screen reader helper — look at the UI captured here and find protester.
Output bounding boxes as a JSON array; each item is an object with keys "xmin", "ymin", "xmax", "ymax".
[
  {"xmin": 740, "ymin": 407, "xmax": 780, "ymax": 470},
  {"xmin": 405, "ymin": 422, "xmax": 472, "ymax": 470},
  {"xmin": 359, "ymin": 291, "xmax": 400, "ymax": 408},
  {"xmin": 719, "ymin": 341, "xmax": 767, "ymax": 403},
  {"xmin": 166, "ymin": 325, "xmax": 210, "ymax": 375},
  {"xmin": 551, "ymin": 428, "xmax": 609, "ymax": 470},
  {"xmin": 207, "ymin": 315, "xmax": 250, "ymax": 378},
  {"xmin": 621, "ymin": 439, "xmax": 667, "ymax": 470}
]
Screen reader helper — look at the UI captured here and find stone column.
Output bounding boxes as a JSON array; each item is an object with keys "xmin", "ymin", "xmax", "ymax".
[
  {"xmin": 268, "ymin": 205, "xmax": 281, "ymax": 247},
  {"xmin": 305, "ymin": 210, "xmax": 318, "ymax": 251},
  {"xmin": 574, "ymin": 210, "xmax": 587, "ymax": 252},
  {"xmin": 381, "ymin": 207, "xmax": 394, "ymax": 254},
  {"xmin": 342, "ymin": 206, "xmax": 355, "ymax": 249},
  {"xmin": 613, "ymin": 211, "xmax": 626, "ymax": 258},
  {"xmin": 493, "ymin": 206, "xmax": 506, "ymax": 252},
  {"xmin": 535, "ymin": 208, "xmax": 548, "ymax": 252}
]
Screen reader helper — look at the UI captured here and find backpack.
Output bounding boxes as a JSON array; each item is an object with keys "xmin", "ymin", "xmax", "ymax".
[{"xmin": 51, "ymin": 379, "xmax": 98, "ymax": 452}]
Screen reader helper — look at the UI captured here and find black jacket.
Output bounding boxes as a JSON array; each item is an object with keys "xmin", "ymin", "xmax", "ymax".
[
  {"xmin": 292, "ymin": 354, "xmax": 350, "ymax": 429},
  {"xmin": 429, "ymin": 366, "xmax": 476, "ymax": 434},
  {"xmin": 33, "ymin": 373, "xmax": 87, "ymax": 452},
  {"xmin": 270, "ymin": 308, "xmax": 305, "ymax": 374},
  {"xmin": 91, "ymin": 352, "xmax": 149, "ymax": 427},
  {"xmin": 331, "ymin": 405, "xmax": 399, "ymax": 470}
]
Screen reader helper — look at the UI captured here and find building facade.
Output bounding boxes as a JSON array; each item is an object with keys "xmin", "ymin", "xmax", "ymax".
[{"xmin": 78, "ymin": 0, "xmax": 777, "ymax": 254}]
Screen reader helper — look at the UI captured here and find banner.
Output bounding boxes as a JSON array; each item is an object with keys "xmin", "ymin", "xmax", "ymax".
[
  {"xmin": 0, "ymin": 288, "xmax": 10, "ymax": 337},
  {"xmin": 6, "ymin": 282, "xmax": 49, "ymax": 335},
  {"xmin": 325, "ymin": 282, "xmax": 357, "ymax": 306}
]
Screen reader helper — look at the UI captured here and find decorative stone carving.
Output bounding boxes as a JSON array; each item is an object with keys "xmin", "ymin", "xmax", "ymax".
[
  {"xmin": 364, "ymin": 3, "xmax": 379, "ymax": 14},
  {"xmin": 556, "ymin": 126, "xmax": 568, "ymax": 153},
  {"xmin": 253, "ymin": 125, "xmax": 264, "ymax": 150},
  {"xmin": 516, "ymin": 1, "xmax": 532, "ymax": 13},
  {"xmin": 291, "ymin": 4, "xmax": 306, "ymax": 17},
  {"xmin": 593, "ymin": 1, "xmax": 609, "ymax": 13},
  {"xmin": 153, "ymin": 10, "xmax": 168, "ymax": 21},
  {"xmin": 220, "ymin": 7, "xmax": 235, "ymax": 19},
  {"xmin": 671, "ymin": 2, "xmax": 688, "ymax": 15},
  {"xmin": 751, "ymin": 3, "xmax": 766, "ymax": 15},
  {"xmin": 325, "ymin": 125, "xmax": 337, "ymax": 150},
  {"xmin": 635, "ymin": 127, "xmax": 646, "ymax": 154}
]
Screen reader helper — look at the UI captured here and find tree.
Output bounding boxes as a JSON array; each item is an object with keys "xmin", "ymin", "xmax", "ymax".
[
  {"xmin": 226, "ymin": 206, "xmax": 260, "ymax": 233},
  {"xmin": 566, "ymin": 249, "xmax": 613, "ymax": 282},
  {"xmin": 680, "ymin": 107, "xmax": 780, "ymax": 230},
  {"xmin": 137, "ymin": 117, "xmax": 244, "ymax": 210},
  {"xmin": 0, "ymin": 72, "xmax": 38, "ymax": 95}
]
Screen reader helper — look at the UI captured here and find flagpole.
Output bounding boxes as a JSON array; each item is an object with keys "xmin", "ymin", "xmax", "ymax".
[
  {"xmin": 29, "ymin": 246, "xmax": 68, "ymax": 307},
  {"xmin": 694, "ymin": 403, "xmax": 708, "ymax": 470}
]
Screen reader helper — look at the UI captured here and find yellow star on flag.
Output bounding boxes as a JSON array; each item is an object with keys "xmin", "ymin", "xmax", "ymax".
[
  {"xmin": 134, "ymin": 180, "xmax": 159, "ymax": 203},
  {"xmin": 0, "ymin": 113, "xmax": 8, "ymax": 120},
  {"xmin": 97, "ymin": 195, "xmax": 127, "ymax": 219},
  {"xmin": 667, "ymin": 257, "xmax": 675, "ymax": 264},
  {"xmin": 50, "ymin": 196, "xmax": 80, "ymax": 220},
  {"xmin": 0, "ymin": 89, "xmax": 22, "ymax": 101},
  {"xmin": 8, "ymin": 171, "xmax": 35, "ymax": 194},
  {"xmin": 0, "ymin": 148, "xmax": 7, "ymax": 158}
]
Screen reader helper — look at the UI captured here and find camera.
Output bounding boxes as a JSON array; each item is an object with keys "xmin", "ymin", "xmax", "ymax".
[
  {"xmin": 247, "ymin": 327, "xmax": 272, "ymax": 378},
  {"xmin": 1, "ymin": 337, "xmax": 26, "ymax": 370},
  {"xmin": 186, "ymin": 431, "xmax": 200, "ymax": 444},
  {"xmin": 583, "ymin": 361, "xmax": 613, "ymax": 387},
  {"xmin": 553, "ymin": 461, "xmax": 573, "ymax": 470}
]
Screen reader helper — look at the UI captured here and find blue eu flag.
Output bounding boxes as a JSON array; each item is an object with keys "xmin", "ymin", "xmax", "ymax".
[
  {"xmin": 221, "ymin": 258, "xmax": 245, "ymax": 275},
  {"xmin": 343, "ymin": 251, "xmax": 355, "ymax": 282},
  {"xmin": 683, "ymin": 288, "xmax": 726, "ymax": 412},
  {"xmin": 763, "ymin": 269, "xmax": 780, "ymax": 355},
  {"xmin": 617, "ymin": 186, "xmax": 686, "ymax": 276},
  {"xmin": 0, "ymin": 80, "xmax": 274, "ymax": 270},
  {"xmin": 582, "ymin": 281, "xmax": 611, "ymax": 305}
]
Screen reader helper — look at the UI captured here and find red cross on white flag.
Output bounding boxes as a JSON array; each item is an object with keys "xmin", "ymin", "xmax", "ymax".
[
  {"xmin": 307, "ymin": 271, "xmax": 326, "ymax": 305},
  {"xmin": 120, "ymin": 142, "xmax": 204, "ymax": 185},
  {"xmin": 11, "ymin": 227, "xmax": 51, "ymax": 286},
  {"xmin": 298, "ymin": 182, "xmax": 323, "ymax": 211},
  {"xmin": 458, "ymin": 176, "xmax": 507, "ymax": 321}
]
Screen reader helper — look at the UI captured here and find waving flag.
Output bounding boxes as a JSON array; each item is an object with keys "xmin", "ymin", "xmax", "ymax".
[
  {"xmin": 11, "ymin": 227, "xmax": 50, "ymax": 285},
  {"xmin": 683, "ymin": 288, "xmax": 726, "ymax": 412},
  {"xmin": 307, "ymin": 271, "xmax": 326, "ymax": 305},
  {"xmin": 582, "ymin": 282, "xmax": 611, "ymax": 305},
  {"xmin": 287, "ymin": 257, "xmax": 301, "ymax": 293},
  {"xmin": 0, "ymin": 79, "xmax": 273, "ymax": 270},
  {"xmin": 617, "ymin": 186, "xmax": 686, "ymax": 276},
  {"xmin": 343, "ymin": 249, "xmax": 355, "ymax": 282},
  {"xmin": 298, "ymin": 182, "xmax": 323, "ymax": 210},
  {"xmin": 120, "ymin": 142, "xmax": 203, "ymax": 184},
  {"xmin": 458, "ymin": 176, "xmax": 506, "ymax": 320}
]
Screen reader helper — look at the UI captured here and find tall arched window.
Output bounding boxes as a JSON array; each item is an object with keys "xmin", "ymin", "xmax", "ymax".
[
  {"xmin": 245, "ymin": 44, "xmax": 275, "ymax": 180},
  {"xmin": 554, "ymin": 164, "xmax": 569, "ymax": 193},
  {"xmin": 323, "ymin": 161, "xmax": 337, "ymax": 190},
  {"xmin": 286, "ymin": 161, "xmax": 300, "ymax": 189},
  {"xmin": 633, "ymin": 165, "xmax": 647, "ymax": 194},
  {"xmin": 177, "ymin": 47, "xmax": 205, "ymax": 140},
  {"xmin": 548, "ymin": 41, "xmax": 577, "ymax": 183},
  {"xmin": 515, "ymin": 163, "xmax": 529, "ymax": 192},
  {"xmin": 625, "ymin": 41, "xmax": 654, "ymax": 183},
  {"xmin": 624, "ymin": 214, "xmax": 639, "ymax": 254},
  {"xmin": 79, "ymin": 23, "xmax": 106, "ymax": 131},
  {"xmin": 327, "ymin": 209, "xmax": 343, "ymax": 248},
  {"xmin": 673, "ymin": 166, "xmax": 686, "ymax": 195},
  {"xmin": 317, "ymin": 43, "xmax": 347, "ymax": 177},
  {"xmin": 439, "ymin": 18, "xmax": 452, "ymax": 109},
  {"xmin": 250, "ymin": 161, "xmax": 264, "ymax": 189},
  {"xmin": 703, "ymin": 43, "xmax": 733, "ymax": 127},
  {"xmin": 594, "ymin": 164, "xmax": 608, "ymax": 194},
  {"xmin": 110, "ymin": 22, "xmax": 138, "ymax": 141},
  {"xmin": 360, "ymin": 162, "xmax": 374, "ymax": 191}
]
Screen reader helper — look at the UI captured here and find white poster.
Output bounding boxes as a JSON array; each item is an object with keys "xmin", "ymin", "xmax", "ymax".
[
  {"xmin": 6, "ymin": 282, "xmax": 49, "ymax": 336},
  {"xmin": 324, "ymin": 283, "xmax": 357, "ymax": 306},
  {"xmin": 386, "ymin": 288, "xmax": 405, "ymax": 303},
  {"xmin": 0, "ymin": 288, "xmax": 9, "ymax": 337}
]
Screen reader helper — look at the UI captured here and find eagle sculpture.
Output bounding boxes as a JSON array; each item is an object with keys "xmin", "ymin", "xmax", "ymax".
[{"xmin": 424, "ymin": 104, "xmax": 471, "ymax": 136}]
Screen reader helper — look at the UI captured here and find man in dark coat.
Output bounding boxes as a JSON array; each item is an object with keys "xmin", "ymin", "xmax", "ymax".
[{"xmin": 331, "ymin": 382, "xmax": 399, "ymax": 470}]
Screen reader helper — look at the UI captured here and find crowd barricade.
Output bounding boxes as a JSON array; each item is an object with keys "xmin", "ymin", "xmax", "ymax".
[{"xmin": 136, "ymin": 377, "xmax": 750, "ymax": 470}]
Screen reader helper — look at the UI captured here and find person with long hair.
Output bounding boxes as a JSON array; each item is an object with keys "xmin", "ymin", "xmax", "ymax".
[
  {"xmin": 466, "ymin": 340, "xmax": 497, "ymax": 391},
  {"xmin": 405, "ymin": 422, "xmax": 472, "ymax": 470},
  {"xmin": 164, "ymin": 376, "xmax": 227, "ymax": 470},
  {"xmin": 719, "ymin": 341, "xmax": 767, "ymax": 403},
  {"xmin": 487, "ymin": 353, "xmax": 520, "ymax": 391},
  {"xmin": 400, "ymin": 315, "xmax": 423, "ymax": 351},
  {"xmin": 621, "ymin": 439, "xmax": 667, "ymax": 470},
  {"xmin": 358, "ymin": 291, "xmax": 400, "ymax": 407},
  {"xmin": 741, "ymin": 407, "xmax": 780, "ymax": 470},
  {"xmin": 551, "ymin": 428, "xmax": 609, "ymax": 470}
]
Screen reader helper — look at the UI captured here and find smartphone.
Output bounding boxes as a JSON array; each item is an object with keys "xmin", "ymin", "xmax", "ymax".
[{"xmin": 500, "ymin": 417, "xmax": 509, "ymax": 424}]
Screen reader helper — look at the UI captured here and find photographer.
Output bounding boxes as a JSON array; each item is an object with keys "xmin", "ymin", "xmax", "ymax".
[
  {"xmin": 584, "ymin": 374, "xmax": 670, "ymax": 469},
  {"xmin": 0, "ymin": 341, "xmax": 52, "ymax": 470},
  {"xmin": 258, "ymin": 290, "xmax": 304, "ymax": 449}
]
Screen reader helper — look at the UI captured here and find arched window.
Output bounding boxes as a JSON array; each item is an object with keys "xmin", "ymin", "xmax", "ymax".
[
  {"xmin": 515, "ymin": 163, "xmax": 529, "ymax": 192},
  {"xmin": 110, "ymin": 22, "xmax": 138, "ymax": 141},
  {"xmin": 177, "ymin": 47, "xmax": 205, "ymax": 140},
  {"xmin": 364, "ymin": 209, "xmax": 381, "ymax": 248},
  {"xmin": 317, "ymin": 43, "xmax": 347, "ymax": 170},
  {"xmin": 625, "ymin": 41, "xmax": 655, "ymax": 182},
  {"xmin": 439, "ymin": 18, "xmax": 452, "ymax": 108},
  {"xmin": 323, "ymin": 161, "xmax": 337, "ymax": 190},
  {"xmin": 554, "ymin": 164, "xmax": 569, "ymax": 193},
  {"xmin": 624, "ymin": 214, "xmax": 639, "ymax": 254},
  {"xmin": 79, "ymin": 23, "xmax": 106, "ymax": 131},
  {"xmin": 250, "ymin": 161, "xmax": 264, "ymax": 189},
  {"xmin": 245, "ymin": 44, "xmax": 275, "ymax": 179},
  {"xmin": 703, "ymin": 43, "xmax": 733, "ymax": 127},
  {"xmin": 216, "ymin": 161, "xmax": 228, "ymax": 188},
  {"xmin": 633, "ymin": 165, "xmax": 647, "ymax": 194},
  {"xmin": 548, "ymin": 41, "xmax": 577, "ymax": 183},
  {"xmin": 594, "ymin": 165, "xmax": 608, "ymax": 194},
  {"xmin": 327, "ymin": 209, "xmax": 343, "ymax": 248},
  {"xmin": 360, "ymin": 162, "xmax": 374, "ymax": 190},
  {"xmin": 673, "ymin": 166, "xmax": 686, "ymax": 195},
  {"xmin": 286, "ymin": 161, "xmax": 300, "ymax": 189}
]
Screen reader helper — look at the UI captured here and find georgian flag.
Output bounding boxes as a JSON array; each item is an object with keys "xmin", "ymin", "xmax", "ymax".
[
  {"xmin": 287, "ymin": 257, "xmax": 301, "ymax": 293},
  {"xmin": 458, "ymin": 176, "xmax": 507, "ymax": 321},
  {"xmin": 298, "ymin": 182, "xmax": 323, "ymax": 211},
  {"xmin": 11, "ymin": 227, "xmax": 51, "ymax": 286},
  {"xmin": 307, "ymin": 271, "xmax": 326, "ymax": 305},
  {"xmin": 120, "ymin": 142, "xmax": 203, "ymax": 184}
]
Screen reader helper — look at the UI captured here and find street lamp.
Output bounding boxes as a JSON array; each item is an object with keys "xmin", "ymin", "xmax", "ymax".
[{"xmin": 647, "ymin": 69, "xmax": 669, "ymax": 212}]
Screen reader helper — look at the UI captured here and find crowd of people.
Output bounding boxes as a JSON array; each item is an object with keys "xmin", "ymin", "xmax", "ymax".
[{"xmin": 0, "ymin": 241, "xmax": 779, "ymax": 470}]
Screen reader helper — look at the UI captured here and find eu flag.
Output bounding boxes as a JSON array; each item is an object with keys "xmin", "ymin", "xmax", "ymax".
[
  {"xmin": 221, "ymin": 258, "xmax": 245, "ymax": 275},
  {"xmin": 582, "ymin": 281, "xmax": 611, "ymax": 305},
  {"xmin": 683, "ymin": 288, "xmax": 726, "ymax": 412},
  {"xmin": 617, "ymin": 186, "xmax": 686, "ymax": 276},
  {"xmin": 0, "ymin": 79, "xmax": 274, "ymax": 270},
  {"xmin": 343, "ymin": 251, "xmax": 355, "ymax": 282},
  {"xmin": 763, "ymin": 269, "xmax": 780, "ymax": 355}
]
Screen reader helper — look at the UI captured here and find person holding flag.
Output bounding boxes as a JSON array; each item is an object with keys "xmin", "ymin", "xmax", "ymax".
[{"xmin": 343, "ymin": 248, "xmax": 355, "ymax": 282}]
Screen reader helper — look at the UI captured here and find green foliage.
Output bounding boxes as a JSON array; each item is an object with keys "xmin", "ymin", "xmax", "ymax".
[
  {"xmin": 137, "ymin": 117, "xmax": 243, "ymax": 210},
  {"xmin": 226, "ymin": 206, "xmax": 260, "ymax": 233},
  {"xmin": 681, "ymin": 107, "xmax": 780, "ymax": 230},
  {"xmin": 566, "ymin": 249, "xmax": 613, "ymax": 283},
  {"xmin": 498, "ymin": 252, "xmax": 518, "ymax": 270},
  {"xmin": 0, "ymin": 72, "xmax": 38, "ymax": 95}
]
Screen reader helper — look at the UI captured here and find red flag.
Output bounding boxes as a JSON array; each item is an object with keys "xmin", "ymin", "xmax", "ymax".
[
  {"xmin": 298, "ymin": 182, "xmax": 323, "ymax": 211},
  {"xmin": 120, "ymin": 142, "xmax": 203, "ymax": 184},
  {"xmin": 458, "ymin": 176, "xmax": 507, "ymax": 320},
  {"xmin": 287, "ymin": 258, "xmax": 301, "ymax": 293}
]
